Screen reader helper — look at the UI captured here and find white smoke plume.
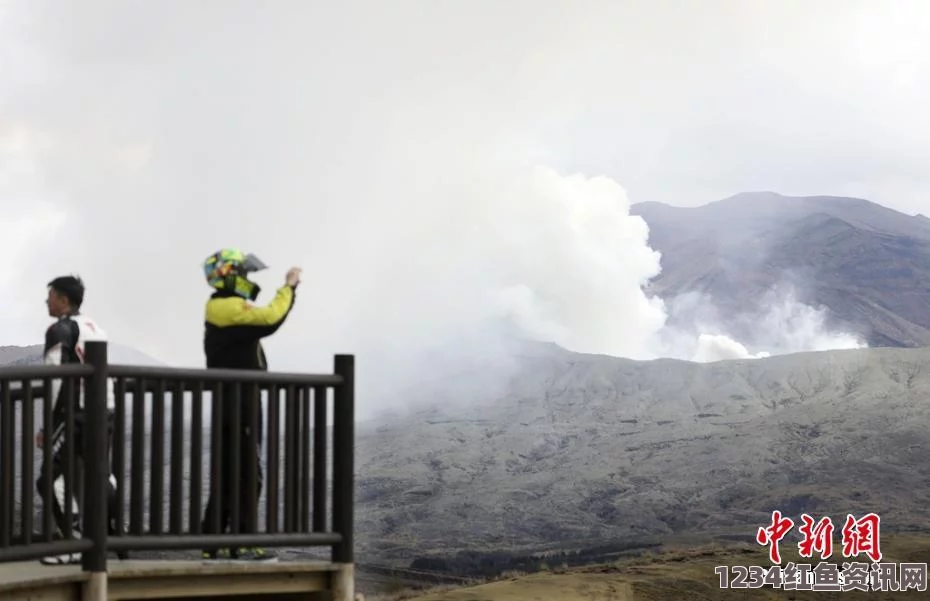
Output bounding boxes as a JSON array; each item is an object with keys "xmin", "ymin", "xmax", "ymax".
[
  {"xmin": 692, "ymin": 335, "xmax": 770, "ymax": 363},
  {"xmin": 458, "ymin": 166, "xmax": 867, "ymax": 365},
  {"xmin": 331, "ymin": 160, "xmax": 868, "ymax": 396}
]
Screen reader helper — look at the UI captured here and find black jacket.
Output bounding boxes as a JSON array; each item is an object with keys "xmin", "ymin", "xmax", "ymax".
[
  {"xmin": 203, "ymin": 284, "xmax": 296, "ymax": 370},
  {"xmin": 44, "ymin": 312, "xmax": 109, "ymax": 423}
]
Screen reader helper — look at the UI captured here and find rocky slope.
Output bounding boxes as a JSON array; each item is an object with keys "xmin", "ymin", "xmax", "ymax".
[
  {"xmin": 355, "ymin": 342, "xmax": 930, "ymax": 563},
  {"xmin": 629, "ymin": 192, "xmax": 930, "ymax": 347}
]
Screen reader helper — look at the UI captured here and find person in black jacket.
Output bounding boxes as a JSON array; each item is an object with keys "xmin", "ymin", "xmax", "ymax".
[
  {"xmin": 199, "ymin": 249, "xmax": 300, "ymax": 561},
  {"xmin": 37, "ymin": 275, "xmax": 122, "ymax": 565}
]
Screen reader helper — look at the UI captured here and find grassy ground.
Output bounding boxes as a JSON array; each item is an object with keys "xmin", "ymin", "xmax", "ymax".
[{"xmin": 369, "ymin": 533, "xmax": 930, "ymax": 600}]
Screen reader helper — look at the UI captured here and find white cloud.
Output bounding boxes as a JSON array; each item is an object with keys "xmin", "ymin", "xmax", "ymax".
[{"xmin": 0, "ymin": 0, "xmax": 916, "ymax": 413}]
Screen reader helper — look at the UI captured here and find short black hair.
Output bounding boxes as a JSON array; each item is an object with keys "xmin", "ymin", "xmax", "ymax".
[{"xmin": 48, "ymin": 275, "xmax": 85, "ymax": 309}]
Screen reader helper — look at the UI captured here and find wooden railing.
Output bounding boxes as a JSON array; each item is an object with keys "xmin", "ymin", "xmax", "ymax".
[{"xmin": 0, "ymin": 341, "xmax": 354, "ymax": 572}]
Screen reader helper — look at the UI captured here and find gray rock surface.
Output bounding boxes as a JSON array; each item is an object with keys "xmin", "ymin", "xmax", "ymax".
[{"xmin": 354, "ymin": 343, "xmax": 930, "ymax": 562}]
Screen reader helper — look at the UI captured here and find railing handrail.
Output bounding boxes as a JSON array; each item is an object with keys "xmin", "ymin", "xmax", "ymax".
[
  {"xmin": 0, "ymin": 340, "xmax": 355, "ymax": 571},
  {"xmin": 108, "ymin": 364, "xmax": 346, "ymax": 385},
  {"xmin": 3, "ymin": 365, "xmax": 345, "ymax": 403}
]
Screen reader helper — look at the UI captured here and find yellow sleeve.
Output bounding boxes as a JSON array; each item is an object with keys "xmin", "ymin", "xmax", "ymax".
[{"xmin": 207, "ymin": 285, "xmax": 296, "ymax": 330}]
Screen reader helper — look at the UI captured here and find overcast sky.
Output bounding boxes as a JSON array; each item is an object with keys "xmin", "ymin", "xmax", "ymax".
[{"xmin": 2, "ymin": 1, "xmax": 929, "ymax": 398}]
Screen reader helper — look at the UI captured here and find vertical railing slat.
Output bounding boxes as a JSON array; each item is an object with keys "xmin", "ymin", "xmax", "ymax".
[
  {"xmin": 41, "ymin": 377, "xmax": 54, "ymax": 542},
  {"xmin": 266, "ymin": 384, "xmax": 280, "ymax": 534},
  {"xmin": 150, "ymin": 380, "xmax": 165, "ymax": 534},
  {"xmin": 82, "ymin": 340, "xmax": 109, "ymax": 571},
  {"xmin": 63, "ymin": 377, "xmax": 75, "ymax": 540},
  {"xmin": 189, "ymin": 381, "xmax": 203, "ymax": 534},
  {"xmin": 113, "ymin": 378, "xmax": 126, "ymax": 537},
  {"xmin": 244, "ymin": 383, "xmax": 260, "ymax": 536},
  {"xmin": 332, "ymin": 355, "xmax": 355, "ymax": 563},
  {"xmin": 130, "ymin": 378, "xmax": 146, "ymax": 535},
  {"xmin": 300, "ymin": 386, "xmax": 311, "ymax": 532},
  {"xmin": 169, "ymin": 380, "xmax": 185, "ymax": 534},
  {"xmin": 0, "ymin": 380, "xmax": 13, "ymax": 546},
  {"xmin": 20, "ymin": 380, "xmax": 34, "ymax": 545},
  {"xmin": 312, "ymin": 385, "xmax": 327, "ymax": 533},
  {"xmin": 283, "ymin": 385, "xmax": 298, "ymax": 531},
  {"xmin": 208, "ymin": 383, "xmax": 224, "ymax": 537}
]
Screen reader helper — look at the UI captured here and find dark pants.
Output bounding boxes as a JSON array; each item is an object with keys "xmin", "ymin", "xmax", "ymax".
[
  {"xmin": 202, "ymin": 384, "xmax": 264, "ymax": 549},
  {"xmin": 36, "ymin": 411, "xmax": 119, "ymax": 539}
]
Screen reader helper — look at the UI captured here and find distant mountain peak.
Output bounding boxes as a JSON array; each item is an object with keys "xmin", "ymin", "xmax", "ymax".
[
  {"xmin": 633, "ymin": 192, "xmax": 930, "ymax": 238},
  {"xmin": 630, "ymin": 191, "xmax": 930, "ymax": 348},
  {"xmin": 716, "ymin": 190, "xmax": 786, "ymax": 202},
  {"xmin": 638, "ymin": 192, "xmax": 889, "ymax": 213},
  {"xmin": 0, "ymin": 343, "xmax": 164, "ymax": 367}
]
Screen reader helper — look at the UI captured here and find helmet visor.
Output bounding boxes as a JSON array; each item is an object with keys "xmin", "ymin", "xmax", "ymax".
[{"xmin": 242, "ymin": 253, "xmax": 268, "ymax": 273}]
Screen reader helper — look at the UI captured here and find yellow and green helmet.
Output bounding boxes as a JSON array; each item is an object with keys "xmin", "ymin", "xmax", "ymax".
[{"xmin": 202, "ymin": 248, "xmax": 268, "ymax": 301}]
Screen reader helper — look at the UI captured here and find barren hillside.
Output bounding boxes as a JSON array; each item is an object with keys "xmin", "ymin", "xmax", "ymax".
[{"xmin": 356, "ymin": 343, "xmax": 930, "ymax": 563}]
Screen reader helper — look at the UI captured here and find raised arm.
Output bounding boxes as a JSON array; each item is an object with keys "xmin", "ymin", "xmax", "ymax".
[{"xmin": 207, "ymin": 284, "xmax": 297, "ymax": 338}]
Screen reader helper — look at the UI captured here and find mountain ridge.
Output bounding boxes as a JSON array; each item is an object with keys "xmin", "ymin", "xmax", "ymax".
[
  {"xmin": 628, "ymin": 192, "xmax": 930, "ymax": 347},
  {"xmin": 635, "ymin": 192, "xmax": 930, "ymax": 236}
]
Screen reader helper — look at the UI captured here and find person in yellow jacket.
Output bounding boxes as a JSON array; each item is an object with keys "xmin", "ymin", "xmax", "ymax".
[{"xmin": 199, "ymin": 248, "xmax": 301, "ymax": 561}]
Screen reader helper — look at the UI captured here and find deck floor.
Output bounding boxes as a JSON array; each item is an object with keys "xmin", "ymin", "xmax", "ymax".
[
  {"xmin": 0, "ymin": 560, "xmax": 85, "ymax": 592},
  {"xmin": 0, "ymin": 558, "xmax": 340, "ymax": 593}
]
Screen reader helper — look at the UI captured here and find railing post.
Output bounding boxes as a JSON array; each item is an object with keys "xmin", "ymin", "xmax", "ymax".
[
  {"xmin": 331, "ymin": 354, "xmax": 354, "ymax": 563},
  {"xmin": 82, "ymin": 341, "xmax": 109, "ymax": 573}
]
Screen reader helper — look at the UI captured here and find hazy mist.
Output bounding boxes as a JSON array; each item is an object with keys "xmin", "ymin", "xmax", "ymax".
[{"xmin": 5, "ymin": 0, "xmax": 925, "ymax": 417}]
